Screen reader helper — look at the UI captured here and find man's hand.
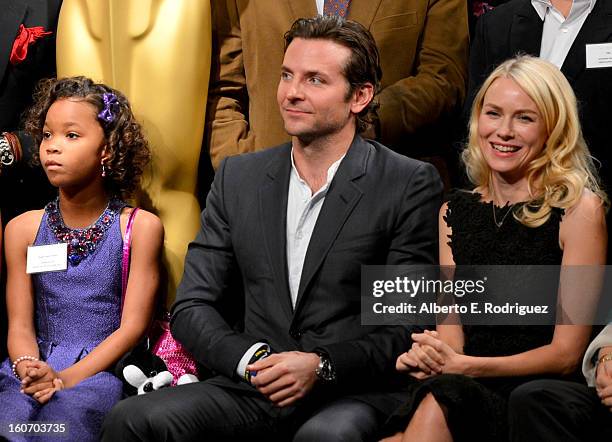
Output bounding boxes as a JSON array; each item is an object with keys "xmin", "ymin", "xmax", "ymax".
[
  {"xmin": 248, "ymin": 351, "xmax": 320, "ymax": 407},
  {"xmin": 596, "ymin": 356, "xmax": 612, "ymax": 412}
]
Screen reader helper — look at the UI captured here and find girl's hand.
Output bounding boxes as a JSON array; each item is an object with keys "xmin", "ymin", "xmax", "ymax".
[
  {"xmin": 14, "ymin": 360, "xmax": 38, "ymax": 383},
  {"xmin": 25, "ymin": 379, "xmax": 53, "ymax": 400},
  {"xmin": 412, "ymin": 332, "xmax": 469, "ymax": 376},
  {"xmin": 21, "ymin": 361, "xmax": 60, "ymax": 391},
  {"xmin": 32, "ymin": 378, "xmax": 65, "ymax": 405}
]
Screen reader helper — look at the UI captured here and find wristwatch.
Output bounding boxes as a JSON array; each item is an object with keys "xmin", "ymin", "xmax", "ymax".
[
  {"xmin": 0, "ymin": 134, "xmax": 15, "ymax": 167},
  {"xmin": 315, "ymin": 352, "xmax": 336, "ymax": 383}
]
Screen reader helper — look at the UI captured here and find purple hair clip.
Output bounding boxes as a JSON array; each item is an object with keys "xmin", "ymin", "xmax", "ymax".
[{"xmin": 98, "ymin": 92, "xmax": 119, "ymax": 124}]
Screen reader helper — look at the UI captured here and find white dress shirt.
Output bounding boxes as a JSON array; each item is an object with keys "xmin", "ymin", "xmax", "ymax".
[
  {"xmin": 532, "ymin": 0, "xmax": 596, "ymax": 68},
  {"xmin": 582, "ymin": 324, "xmax": 612, "ymax": 386},
  {"xmin": 236, "ymin": 149, "xmax": 345, "ymax": 379},
  {"xmin": 316, "ymin": 0, "xmax": 324, "ymax": 15},
  {"xmin": 286, "ymin": 150, "xmax": 344, "ymax": 307}
]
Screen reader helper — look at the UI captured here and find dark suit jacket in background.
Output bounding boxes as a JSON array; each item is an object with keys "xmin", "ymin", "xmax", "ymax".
[
  {"xmin": 172, "ymin": 135, "xmax": 443, "ymax": 413},
  {"xmin": 467, "ymin": 0, "xmax": 612, "ymax": 193},
  {"xmin": 0, "ymin": 0, "xmax": 61, "ymax": 223},
  {"xmin": 0, "ymin": 0, "xmax": 61, "ymax": 361}
]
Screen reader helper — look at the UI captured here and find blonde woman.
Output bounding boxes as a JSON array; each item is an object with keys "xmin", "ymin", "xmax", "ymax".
[{"xmin": 382, "ymin": 56, "xmax": 607, "ymax": 442}]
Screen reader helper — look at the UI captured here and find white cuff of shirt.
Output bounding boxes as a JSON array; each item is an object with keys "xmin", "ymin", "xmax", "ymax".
[{"xmin": 236, "ymin": 342, "xmax": 269, "ymax": 380}]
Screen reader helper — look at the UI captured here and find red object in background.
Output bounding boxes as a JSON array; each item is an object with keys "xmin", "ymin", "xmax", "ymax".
[
  {"xmin": 10, "ymin": 24, "xmax": 52, "ymax": 65},
  {"xmin": 473, "ymin": 1, "xmax": 495, "ymax": 17}
]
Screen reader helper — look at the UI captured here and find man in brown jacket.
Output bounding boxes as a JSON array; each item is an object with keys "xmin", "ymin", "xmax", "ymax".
[{"xmin": 207, "ymin": 0, "xmax": 469, "ymax": 171}]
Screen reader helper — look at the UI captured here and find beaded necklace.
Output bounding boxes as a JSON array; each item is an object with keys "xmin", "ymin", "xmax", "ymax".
[{"xmin": 46, "ymin": 198, "xmax": 125, "ymax": 266}]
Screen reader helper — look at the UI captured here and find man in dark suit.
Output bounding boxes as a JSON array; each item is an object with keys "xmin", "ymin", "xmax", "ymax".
[
  {"xmin": 0, "ymin": 0, "xmax": 61, "ymax": 361},
  {"xmin": 0, "ymin": 0, "xmax": 61, "ymax": 222},
  {"xmin": 102, "ymin": 15, "xmax": 442, "ymax": 441}
]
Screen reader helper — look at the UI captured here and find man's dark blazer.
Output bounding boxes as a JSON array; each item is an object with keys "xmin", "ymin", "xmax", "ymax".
[
  {"xmin": 467, "ymin": 0, "xmax": 612, "ymax": 191},
  {"xmin": 0, "ymin": 0, "xmax": 61, "ymax": 360},
  {"xmin": 0, "ymin": 0, "xmax": 61, "ymax": 222},
  {"xmin": 0, "ymin": 0, "xmax": 61, "ymax": 128},
  {"xmin": 171, "ymin": 135, "xmax": 443, "ymax": 411}
]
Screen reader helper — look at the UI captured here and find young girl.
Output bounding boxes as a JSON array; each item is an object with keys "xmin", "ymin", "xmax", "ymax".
[{"xmin": 0, "ymin": 77, "xmax": 163, "ymax": 441}]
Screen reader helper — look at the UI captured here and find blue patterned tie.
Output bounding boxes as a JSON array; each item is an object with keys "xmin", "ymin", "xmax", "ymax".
[{"xmin": 323, "ymin": 0, "xmax": 351, "ymax": 17}]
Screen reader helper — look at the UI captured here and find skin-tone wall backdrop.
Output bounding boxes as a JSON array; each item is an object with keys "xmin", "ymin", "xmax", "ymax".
[{"xmin": 56, "ymin": 0, "xmax": 211, "ymax": 304}]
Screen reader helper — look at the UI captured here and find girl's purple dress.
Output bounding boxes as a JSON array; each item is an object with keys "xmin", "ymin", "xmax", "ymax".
[{"xmin": 0, "ymin": 199, "xmax": 126, "ymax": 441}]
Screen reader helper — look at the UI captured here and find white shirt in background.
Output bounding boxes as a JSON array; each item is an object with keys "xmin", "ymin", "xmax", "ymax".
[{"xmin": 531, "ymin": 0, "xmax": 596, "ymax": 68}]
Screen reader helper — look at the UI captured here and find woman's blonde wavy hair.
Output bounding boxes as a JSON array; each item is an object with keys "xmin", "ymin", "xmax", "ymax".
[{"xmin": 463, "ymin": 55, "xmax": 607, "ymax": 227}]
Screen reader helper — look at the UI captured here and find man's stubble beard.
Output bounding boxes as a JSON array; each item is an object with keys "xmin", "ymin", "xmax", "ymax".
[{"xmin": 285, "ymin": 116, "xmax": 351, "ymax": 149}]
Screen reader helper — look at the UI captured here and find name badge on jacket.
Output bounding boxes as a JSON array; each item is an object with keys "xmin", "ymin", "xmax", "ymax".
[
  {"xmin": 586, "ymin": 43, "xmax": 612, "ymax": 69},
  {"xmin": 26, "ymin": 243, "xmax": 68, "ymax": 274}
]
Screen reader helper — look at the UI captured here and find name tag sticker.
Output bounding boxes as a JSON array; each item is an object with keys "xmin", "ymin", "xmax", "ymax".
[
  {"xmin": 26, "ymin": 243, "xmax": 68, "ymax": 274},
  {"xmin": 586, "ymin": 43, "xmax": 612, "ymax": 69}
]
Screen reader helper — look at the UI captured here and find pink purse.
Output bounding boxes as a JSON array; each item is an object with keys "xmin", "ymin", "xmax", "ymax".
[{"xmin": 122, "ymin": 208, "xmax": 199, "ymax": 385}]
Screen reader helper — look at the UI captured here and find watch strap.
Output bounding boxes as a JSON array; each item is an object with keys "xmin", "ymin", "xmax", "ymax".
[
  {"xmin": 315, "ymin": 352, "xmax": 336, "ymax": 383},
  {"xmin": 0, "ymin": 133, "xmax": 15, "ymax": 167}
]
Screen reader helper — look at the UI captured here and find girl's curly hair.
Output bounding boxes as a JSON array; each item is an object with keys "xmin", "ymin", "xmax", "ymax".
[{"xmin": 24, "ymin": 76, "xmax": 150, "ymax": 198}]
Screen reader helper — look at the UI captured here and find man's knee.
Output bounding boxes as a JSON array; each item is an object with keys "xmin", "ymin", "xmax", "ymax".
[
  {"xmin": 101, "ymin": 395, "xmax": 165, "ymax": 441},
  {"xmin": 509, "ymin": 380, "xmax": 599, "ymax": 442},
  {"xmin": 509, "ymin": 379, "xmax": 558, "ymax": 414},
  {"xmin": 293, "ymin": 418, "xmax": 366, "ymax": 442},
  {"xmin": 292, "ymin": 400, "xmax": 380, "ymax": 442}
]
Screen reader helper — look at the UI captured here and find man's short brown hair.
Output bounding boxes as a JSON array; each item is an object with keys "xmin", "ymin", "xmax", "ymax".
[{"xmin": 284, "ymin": 15, "xmax": 382, "ymax": 133}]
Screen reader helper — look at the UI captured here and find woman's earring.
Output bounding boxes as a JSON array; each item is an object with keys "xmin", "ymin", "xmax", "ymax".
[{"xmin": 101, "ymin": 163, "xmax": 106, "ymax": 177}]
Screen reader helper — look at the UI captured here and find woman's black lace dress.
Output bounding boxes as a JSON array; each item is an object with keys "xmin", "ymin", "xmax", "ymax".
[{"xmin": 385, "ymin": 190, "xmax": 565, "ymax": 441}]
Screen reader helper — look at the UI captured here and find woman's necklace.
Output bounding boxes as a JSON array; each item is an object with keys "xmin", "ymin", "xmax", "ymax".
[{"xmin": 492, "ymin": 202, "xmax": 514, "ymax": 228}]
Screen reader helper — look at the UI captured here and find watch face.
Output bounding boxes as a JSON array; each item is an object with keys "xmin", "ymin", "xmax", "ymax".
[
  {"xmin": 316, "ymin": 356, "xmax": 336, "ymax": 382},
  {"xmin": 0, "ymin": 136, "xmax": 15, "ymax": 166},
  {"xmin": 1, "ymin": 149, "xmax": 14, "ymax": 165}
]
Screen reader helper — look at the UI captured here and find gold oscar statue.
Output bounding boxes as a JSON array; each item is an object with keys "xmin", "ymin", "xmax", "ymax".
[{"xmin": 56, "ymin": 0, "xmax": 211, "ymax": 304}]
